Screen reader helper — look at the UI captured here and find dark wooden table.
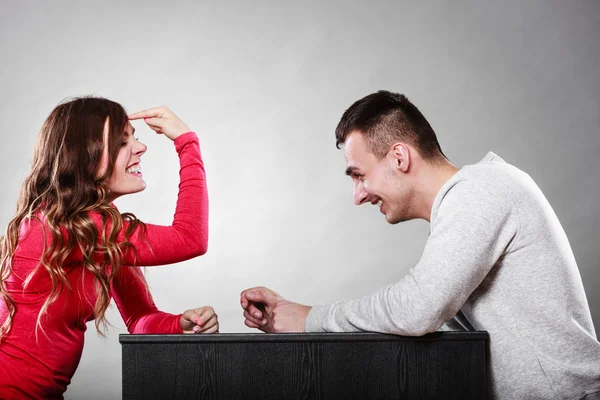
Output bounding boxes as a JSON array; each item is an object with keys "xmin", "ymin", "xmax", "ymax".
[{"xmin": 120, "ymin": 332, "xmax": 488, "ymax": 400}]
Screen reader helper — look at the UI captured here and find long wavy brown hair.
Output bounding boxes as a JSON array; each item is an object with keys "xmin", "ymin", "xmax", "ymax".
[{"xmin": 0, "ymin": 96, "xmax": 146, "ymax": 341}]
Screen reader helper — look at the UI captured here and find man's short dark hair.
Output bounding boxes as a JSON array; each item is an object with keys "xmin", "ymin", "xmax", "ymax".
[{"xmin": 335, "ymin": 91, "xmax": 447, "ymax": 162}]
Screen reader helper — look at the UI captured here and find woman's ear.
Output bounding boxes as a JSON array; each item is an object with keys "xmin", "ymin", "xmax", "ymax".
[{"xmin": 391, "ymin": 143, "xmax": 410, "ymax": 173}]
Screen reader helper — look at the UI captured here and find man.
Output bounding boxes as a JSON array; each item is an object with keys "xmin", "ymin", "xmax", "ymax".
[{"xmin": 240, "ymin": 91, "xmax": 600, "ymax": 399}]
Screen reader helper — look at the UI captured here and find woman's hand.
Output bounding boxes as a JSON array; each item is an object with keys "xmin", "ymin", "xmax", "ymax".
[
  {"xmin": 180, "ymin": 306, "xmax": 219, "ymax": 334},
  {"xmin": 128, "ymin": 106, "xmax": 191, "ymax": 141}
]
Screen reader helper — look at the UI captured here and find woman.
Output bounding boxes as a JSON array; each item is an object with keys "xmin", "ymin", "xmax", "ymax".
[{"xmin": 0, "ymin": 97, "xmax": 217, "ymax": 399}]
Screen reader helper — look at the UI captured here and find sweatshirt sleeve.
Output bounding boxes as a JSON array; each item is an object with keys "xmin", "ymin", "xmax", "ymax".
[
  {"xmin": 305, "ymin": 178, "xmax": 520, "ymax": 335},
  {"xmin": 111, "ymin": 265, "xmax": 183, "ymax": 334},
  {"xmin": 93, "ymin": 131, "xmax": 209, "ymax": 266}
]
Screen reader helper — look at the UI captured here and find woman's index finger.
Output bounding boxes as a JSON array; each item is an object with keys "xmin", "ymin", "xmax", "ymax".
[{"xmin": 128, "ymin": 107, "xmax": 164, "ymax": 120}]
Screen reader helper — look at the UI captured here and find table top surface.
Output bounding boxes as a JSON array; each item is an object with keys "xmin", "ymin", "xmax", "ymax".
[{"xmin": 119, "ymin": 331, "xmax": 489, "ymax": 344}]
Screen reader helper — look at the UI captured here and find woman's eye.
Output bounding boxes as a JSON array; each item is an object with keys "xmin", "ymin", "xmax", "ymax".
[{"xmin": 120, "ymin": 141, "xmax": 128, "ymax": 147}]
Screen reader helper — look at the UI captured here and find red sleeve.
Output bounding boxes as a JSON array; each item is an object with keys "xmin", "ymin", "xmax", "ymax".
[
  {"xmin": 93, "ymin": 131, "xmax": 209, "ymax": 266},
  {"xmin": 111, "ymin": 266, "xmax": 183, "ymax": 333}
]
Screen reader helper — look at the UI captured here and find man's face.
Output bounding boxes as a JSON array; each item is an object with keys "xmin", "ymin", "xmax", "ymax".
[{"xmin": 343, "ymin": 132, "xmax": 414, "ymax": 224}]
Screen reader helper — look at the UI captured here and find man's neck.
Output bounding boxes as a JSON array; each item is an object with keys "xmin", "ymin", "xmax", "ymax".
[{"xmin": 410, "ymin": 160, "xmax": 460, "ymax": 222}]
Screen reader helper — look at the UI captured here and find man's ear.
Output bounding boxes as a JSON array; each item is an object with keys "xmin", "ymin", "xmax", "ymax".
[{"xmin": 391, "ymin": 143, "xmax": 410, "ymax": 173}]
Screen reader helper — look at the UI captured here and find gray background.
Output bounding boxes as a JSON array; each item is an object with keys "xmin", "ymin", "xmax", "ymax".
[{"xmin": 0, "ymin": 1, "xmax": 598, "ymax": 398}]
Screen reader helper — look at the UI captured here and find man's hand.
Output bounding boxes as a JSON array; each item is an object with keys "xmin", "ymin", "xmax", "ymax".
[{"xmin": 240, "ymin": 286, "xmax": 311, "ymax": 333}]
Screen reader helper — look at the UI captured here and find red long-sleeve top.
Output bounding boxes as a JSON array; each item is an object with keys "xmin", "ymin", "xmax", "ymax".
[{"xmin": 0, "ymin": 132, "xmax": 208, "ymax": 399}]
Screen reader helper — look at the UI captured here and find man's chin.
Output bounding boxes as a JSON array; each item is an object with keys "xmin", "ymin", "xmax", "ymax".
[
  {"xmin": 386, "ymin": 213, "xmax": 410, "ymax": 225},
  {"xmin": 385, "ymin": 214, "xmax": 399, "ymax": 224}
]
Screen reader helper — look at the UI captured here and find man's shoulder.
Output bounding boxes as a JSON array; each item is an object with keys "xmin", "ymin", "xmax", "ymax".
[
  {"xmin": 436, "ymin": 153, "xmax": 538, "ymax": 212},
  {"xmin": 459, "ymin": 152, "xmax": 533, "ymax": 192}
]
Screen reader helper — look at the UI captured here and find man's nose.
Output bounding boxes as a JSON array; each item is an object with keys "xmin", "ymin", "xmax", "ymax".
[{"xmin": 353, "ymin": 181, "xmax": 368, "ymax": 205}]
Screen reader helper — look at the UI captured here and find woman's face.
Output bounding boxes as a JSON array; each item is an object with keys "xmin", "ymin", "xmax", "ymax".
[{"xmin": 98, "ymin": 120, "xmax": 147, "ymax": 201}]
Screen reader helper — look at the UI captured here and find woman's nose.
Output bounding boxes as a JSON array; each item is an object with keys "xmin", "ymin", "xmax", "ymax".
[{"xmin": 133, "ymin": 140, "xmax": 147, "ymax": 156}]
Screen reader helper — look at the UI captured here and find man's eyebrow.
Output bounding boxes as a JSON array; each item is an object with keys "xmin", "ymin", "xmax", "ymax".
[{"xmin": 345, "ymin": 166, "xmax": 359, "ymax": 176}]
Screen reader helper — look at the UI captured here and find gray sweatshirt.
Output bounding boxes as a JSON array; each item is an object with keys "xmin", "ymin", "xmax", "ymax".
[{"xmin": 306, "ymin": 152, "xmax": 600, "ymax": 399}]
